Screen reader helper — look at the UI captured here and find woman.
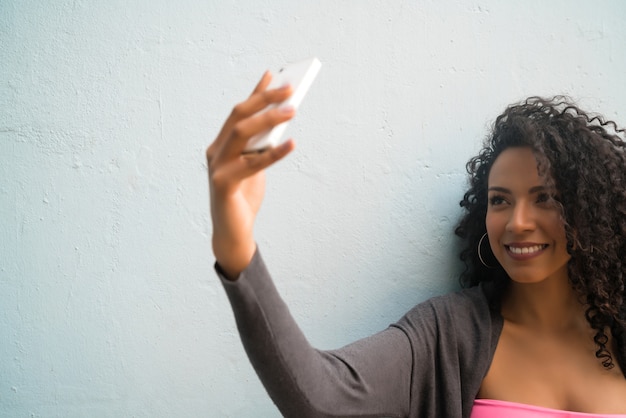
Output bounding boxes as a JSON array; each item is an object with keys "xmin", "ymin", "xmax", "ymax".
[{"xmin": 208, "ymin": 72, "xmax": 626, "ymax": 417}]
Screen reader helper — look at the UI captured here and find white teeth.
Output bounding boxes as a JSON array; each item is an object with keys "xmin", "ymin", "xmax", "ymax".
[{"xmin": 508, "ymin": 245, "xmax": 545, "ymax": 255}]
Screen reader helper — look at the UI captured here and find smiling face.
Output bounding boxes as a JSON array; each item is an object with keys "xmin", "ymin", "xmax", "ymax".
[{"xmin": 486, "ymin": 147, "xmax": 571, "ymax": 285}]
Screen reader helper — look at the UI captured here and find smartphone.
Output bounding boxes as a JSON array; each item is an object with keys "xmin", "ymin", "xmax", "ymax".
[{"xmin": 244, "ymin": 57, "xmax": 322, "ymax": 153}]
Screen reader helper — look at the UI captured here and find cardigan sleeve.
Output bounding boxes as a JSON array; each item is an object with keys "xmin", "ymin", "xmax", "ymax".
[{"xmin": 217, "ymin": 248, "xmax": 413, "ymax": 418}]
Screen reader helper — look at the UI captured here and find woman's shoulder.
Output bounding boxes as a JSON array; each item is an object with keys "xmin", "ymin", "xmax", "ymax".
[
  {"xmin": 395, "ymin": 285, "xmax": 502, "ymax": 342},
  {"xmin": 404, "ymin": 285, "xmax": 491, "ymax": 317},
  {"xmin": 386, "ymin": 286, "xmax": 502, "ymax": 403},
  {"xmin": 392, "ymin": 285, "xmax": 503, "ymax": 370}
]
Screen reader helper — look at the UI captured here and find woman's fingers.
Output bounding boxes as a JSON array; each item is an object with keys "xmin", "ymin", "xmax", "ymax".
[
  {"xmin": 240, "ymin": 139, "xmax": 295, "ymax": 176},
  {"xmin": 212, "ymin": 139, "xmax": 295, "ymax": 194},
  {"xmin": 251, "ymin": 70, "xmax": 272, "ymax": 95},
  {"xmin": 209, "ymin": 81, "xmax": 293, "ymax": 163},
  {"xmin": 221, "ymin": 104, "xmax": 296, "ymax": 160},
  {"xmin": 211, "ymin": 71, "xmax": 271, "ymax": 149}
]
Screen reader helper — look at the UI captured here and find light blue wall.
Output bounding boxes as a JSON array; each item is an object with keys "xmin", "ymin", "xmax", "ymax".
[{"xmin": 1, "ymin": 1, "xmax": 625, "ymax": 416}]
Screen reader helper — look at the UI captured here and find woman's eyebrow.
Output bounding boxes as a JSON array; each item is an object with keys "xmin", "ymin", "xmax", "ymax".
[
  {"xmin": 487, "ymin": 186, "xmax": 510, "ymax": 193},
  {"xmin": 487, "ymin": 185, "xmax": 546, "ymax": 194}
]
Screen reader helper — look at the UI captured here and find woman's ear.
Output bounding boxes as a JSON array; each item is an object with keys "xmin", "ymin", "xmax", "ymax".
[{"xmin": 566, "ymin": 227, "xmax": 581, "ymax": 254}]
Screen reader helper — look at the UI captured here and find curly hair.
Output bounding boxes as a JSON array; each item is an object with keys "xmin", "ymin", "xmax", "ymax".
[{"xmin": 455, "ymin": 96, "xmax": 626, "ymax": 375}]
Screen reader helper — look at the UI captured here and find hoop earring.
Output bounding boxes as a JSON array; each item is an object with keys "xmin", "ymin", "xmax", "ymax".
[{"xmin": 478, "ymin": 233, "xmax": 497, "ymax": 269}]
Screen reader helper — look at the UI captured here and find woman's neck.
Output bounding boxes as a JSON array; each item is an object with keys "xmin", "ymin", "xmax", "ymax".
[{"xmin": 501, "ymin": 277, "xmax": 588, "ymax": 333}]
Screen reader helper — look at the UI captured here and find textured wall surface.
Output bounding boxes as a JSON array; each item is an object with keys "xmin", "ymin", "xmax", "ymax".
[{"xmin": 1, "ymin": 1, "xmax": 625, "ymax": 416}]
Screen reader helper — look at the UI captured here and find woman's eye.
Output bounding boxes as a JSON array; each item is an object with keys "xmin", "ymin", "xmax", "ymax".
[
  {"xmin": 489, "ymin": 195, "xmax": 506, "ymax": 206},
  {"xmin": 536, "ymin": 193, "xmax": 551, "ymax": 204}
]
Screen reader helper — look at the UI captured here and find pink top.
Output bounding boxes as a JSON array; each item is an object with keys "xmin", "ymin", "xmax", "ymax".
[{"xmin": 471, "ymin": 399, "xmax": 626, "ymax": 418}]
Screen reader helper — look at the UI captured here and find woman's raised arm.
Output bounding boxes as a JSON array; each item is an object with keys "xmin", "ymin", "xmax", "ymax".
[{"xmin": 207, "ymin": 72, "xmax": 295, "ymax": 279}]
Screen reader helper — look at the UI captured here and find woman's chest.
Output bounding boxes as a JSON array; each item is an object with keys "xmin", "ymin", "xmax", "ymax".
[{"xmin": 478, "ymin": 322, "xmax": 626, "ymax": 414}]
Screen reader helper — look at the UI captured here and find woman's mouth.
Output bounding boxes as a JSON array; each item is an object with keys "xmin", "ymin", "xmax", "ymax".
[{"xmin": 505, "ymin": 244, "xmax": 548, "ymax": 260}]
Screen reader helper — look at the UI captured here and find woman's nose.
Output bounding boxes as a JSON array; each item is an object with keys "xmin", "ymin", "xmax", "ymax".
[{"xmin": 506, "ymin": 202, "xmax": 535, "ymax": 233}]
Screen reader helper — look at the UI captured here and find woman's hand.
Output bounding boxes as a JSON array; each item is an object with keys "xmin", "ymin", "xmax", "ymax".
[{"xmin": 207, "ymin": 72, "xmax": 296, "ymax": 279}]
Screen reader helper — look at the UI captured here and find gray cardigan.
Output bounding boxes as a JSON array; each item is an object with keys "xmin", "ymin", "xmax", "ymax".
[{"xmin": 218, "ymin": 249, "xmax": 504, "ymax": 417}]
